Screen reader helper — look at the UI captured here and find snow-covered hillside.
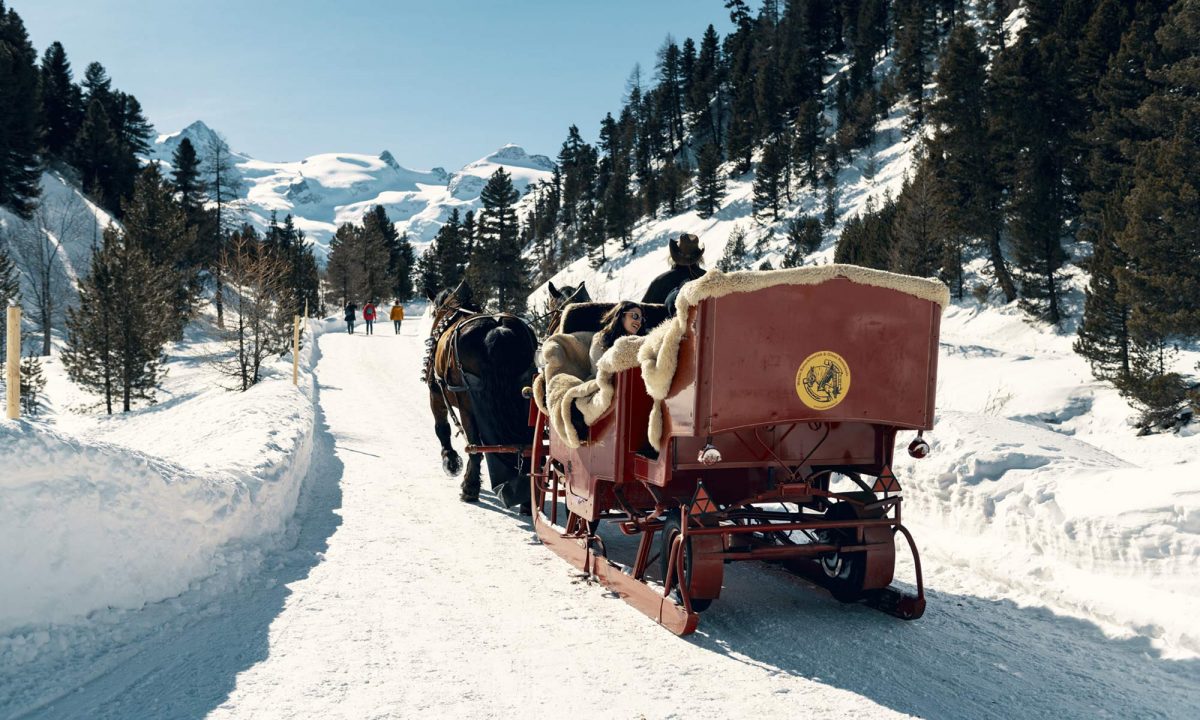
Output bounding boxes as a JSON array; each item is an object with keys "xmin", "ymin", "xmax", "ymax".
[{"xmin": 149, "ymin": 121, "xmax": 554, "ymax": 258}]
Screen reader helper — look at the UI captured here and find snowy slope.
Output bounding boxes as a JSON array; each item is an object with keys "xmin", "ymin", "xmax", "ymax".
[{"xmin": 148, "ymin": 121, "xmax": 554, "ymax": 257}]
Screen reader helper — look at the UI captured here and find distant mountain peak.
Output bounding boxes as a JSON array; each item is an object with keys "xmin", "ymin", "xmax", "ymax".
[{"xmin": 379, "ymin": 150, "xmax": 399, "ymax": 170}]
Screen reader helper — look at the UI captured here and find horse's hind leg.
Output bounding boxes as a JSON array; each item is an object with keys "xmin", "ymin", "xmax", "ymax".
[
  {"xmin": 459, "ymin": 412, "xmax": 483, "ymax": 502},
  {"xmin": 460, "ymin": 453, "xmax": 482, "ymax": 502},
  {"xmin": 429, "ymin": 384, "xmax": 462, "ymax": 476}
]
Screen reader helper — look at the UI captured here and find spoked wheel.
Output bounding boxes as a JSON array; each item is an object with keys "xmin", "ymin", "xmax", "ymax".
[
  {"xmin": 816, "ymin": 502, "xmax": 871, "ymax": 603},
  {"xmin": 659, "ymin": 516, "xmax": 723, "ymax": 612}
]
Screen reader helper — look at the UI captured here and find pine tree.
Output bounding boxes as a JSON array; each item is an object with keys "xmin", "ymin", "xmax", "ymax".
[
  {"xmin": 394, "ymin": 232, "xmax": 415, "ymax": 303},
  {"xmin": 1117, "ymin": 0, "xmax": 1200, "ymax": 341},
  {"xmin": 717, "ymin": 225, "xmax": 750, "ymax": 272},
  {"xmin": 431, "ymin": 209, "xmax": 468, "ymax": 291},
  {"xmin": 62, "ymin": 225, "xmax": 174, "ymax": 413},
  {"xmin": 1075, "ymin": 228, "xmax": 1132, "ymax": 383},
  {"xmin": 695, "ymin": 142, "xmax": 725, "ymax": 219},
  {"xmin": 0, "ymin": 241, "xmax": 18, "ymax": 360},
  {"xmin": 171, "ymin": 138, "xmax": 205, "ymax": 223},
  {"xmin": 19, "ymin": 353, "xmax": 46, "ymax": 415},
  {"xmin": 38, "ymin": 41, "xmax": 84, "ymax": 160},
  {"xmin": 122, "ymin": 165, "xmax": 198, "ymax": 338},
  {"xmin": 753, "ymin": 138, "xmax": 787, "ymax": 221},
  {"xmin": 894, "ymin": 0, "xmax": 933, "ymax": 131},
  {"xmin": 324, "ymin": 223, "xmax": 359, "ymax": 306},
  {"xmin": 0, "ymin": 2, "xmax": 42, "ymax": 217},
  {"xmin": 473, "ymin": 168, "xmax": 528, "ymax": 312},
  {"xmin": 782, "ymin": 216, "xmax": 823, "ymax": 268},
  {"xmin": 929, "ymin": 23, "xmax": 1017, "ymax": 303},
  {"xmin": 890, "ymin": 170, "xmax": 948, "ymax": 277},
  {"xmin": 835, "ymin": 198, "xmax": 898, "ymax": 270}
]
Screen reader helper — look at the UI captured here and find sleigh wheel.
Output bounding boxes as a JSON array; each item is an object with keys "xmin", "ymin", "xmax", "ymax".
[
  {"xmin": 816, "ymin": 500, "xmax": 894, "ymax": 603},
  {"xmin": 660, "ymin": 516, "xmax": 723, "ymax": 612}
]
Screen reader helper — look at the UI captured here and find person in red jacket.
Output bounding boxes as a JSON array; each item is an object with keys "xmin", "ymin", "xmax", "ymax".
[{"xmin": 362, "ymin": 300, "xmax": 377, "ymax": 335}]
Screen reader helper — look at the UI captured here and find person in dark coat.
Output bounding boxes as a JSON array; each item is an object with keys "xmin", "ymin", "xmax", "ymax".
[
  {"xmin": 344, "ymin": 302, "xmax": 357, "ymax": 334},
  {"xmin": 642, "ymin": 233, "xmax": 706, "ymax": 306}
]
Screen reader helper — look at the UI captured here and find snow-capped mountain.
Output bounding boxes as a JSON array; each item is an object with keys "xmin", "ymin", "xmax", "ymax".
[{"xmin": 149, "ymin": 121, "xmax": 554, "ymax": 259}]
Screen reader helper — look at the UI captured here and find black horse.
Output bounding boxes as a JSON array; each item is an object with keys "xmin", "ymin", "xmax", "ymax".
[
  {"xmin": 424, "ymin": 282, "xmax": 539, "ymax": 509},
  {"xmin": 643, "ymin": 233, "xmax": 707, "ymax": 305}
]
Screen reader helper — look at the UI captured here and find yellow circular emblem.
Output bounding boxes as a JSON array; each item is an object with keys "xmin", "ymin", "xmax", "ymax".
[{"xmin": 795, "ymin": 351, "xmax": 851, "ymax": 410}]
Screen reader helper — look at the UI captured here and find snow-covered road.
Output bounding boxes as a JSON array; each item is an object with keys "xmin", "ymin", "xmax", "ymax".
[{"xmin": 8, "ymin": 324, "xmax": 1197, "ymax": 719}]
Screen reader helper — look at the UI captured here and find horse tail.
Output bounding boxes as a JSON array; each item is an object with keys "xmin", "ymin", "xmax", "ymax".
[
  {"xmin": 469, "ymin": 319, "xmax": 535, "ymax": 508},
  {"xmin": 480, "ymin": 322, "xmax": 535, "ymax": 440}
]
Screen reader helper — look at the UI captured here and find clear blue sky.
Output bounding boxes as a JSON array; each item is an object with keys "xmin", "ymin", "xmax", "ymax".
[{"xmin": 18, "ymin": 1, "xmax": 734, "ymax": 170}]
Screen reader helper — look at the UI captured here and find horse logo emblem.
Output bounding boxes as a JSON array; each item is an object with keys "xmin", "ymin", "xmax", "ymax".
[{"xmin": 795, "ymin": 351, "xmax": 851, "ymax": 410}]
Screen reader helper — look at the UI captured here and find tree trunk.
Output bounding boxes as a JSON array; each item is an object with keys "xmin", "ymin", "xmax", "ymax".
[{"xmin": 989, "ymin": 225, "xmax": 1017, "ymax": 302}]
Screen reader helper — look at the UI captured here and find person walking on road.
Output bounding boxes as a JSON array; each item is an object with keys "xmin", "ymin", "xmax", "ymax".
[
  {"xmin": 344, "ymin": 302, "xmax": 357, "ymax": 334},
  {"xmin": 390, "ymin": 303, "xmax": 405, "ymax": 334},
  {"xmin": 363, "ymin": 300, "xmax": 377, "ymax": 336}
]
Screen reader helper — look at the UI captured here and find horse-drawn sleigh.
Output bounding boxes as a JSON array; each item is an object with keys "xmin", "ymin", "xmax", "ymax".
[{"xmin": 425, "ymin": 264, "xmax": 947, "ymax": 636}]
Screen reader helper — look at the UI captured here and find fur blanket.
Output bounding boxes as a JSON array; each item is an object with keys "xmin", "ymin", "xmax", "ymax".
[{"xmin": 535, "ymin": 264, "xmax": 949, "ymax": 451}]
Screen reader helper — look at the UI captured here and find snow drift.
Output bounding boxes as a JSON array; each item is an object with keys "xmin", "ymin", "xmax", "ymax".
[{"xmin": 0, "ymin": 322, "xmax": 321, "ymax": 634}]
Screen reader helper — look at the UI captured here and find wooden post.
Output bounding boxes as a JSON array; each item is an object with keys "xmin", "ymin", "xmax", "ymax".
[{"xmin": 6, "ymin": 304, "xmax": 19, "ymax": 420}]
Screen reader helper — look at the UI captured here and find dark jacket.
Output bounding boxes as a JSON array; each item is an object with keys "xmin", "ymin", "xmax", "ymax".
[{"xmin": 344, "ymin": 305, "xmax": 357, "ymax": 321}]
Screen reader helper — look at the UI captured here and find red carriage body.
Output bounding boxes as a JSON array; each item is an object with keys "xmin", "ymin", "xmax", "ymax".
[{"xmin": 530, "ymin": 271, "xmax": 944, "ymax": 635}]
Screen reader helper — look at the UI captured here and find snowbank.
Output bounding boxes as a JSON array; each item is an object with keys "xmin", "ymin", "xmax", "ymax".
[{"xmin": 0, "ymin": 322, "xmax": 322, "ymax": 634}]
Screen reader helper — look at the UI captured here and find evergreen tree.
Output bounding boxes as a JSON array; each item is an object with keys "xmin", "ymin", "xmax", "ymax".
[
  {"xmin": 432, "ymin": 209, "xmax": 468, "ymax": 290},
  {"xmin": 0, "ymin": 241, "xmax": 18, "ymax": 360},
  {"xmin": 890, "ymin": 170, "xmax": 948, "ymax": 277},
  {"xmin": 894, "ymin": 0, "xmax": 933, "ymax": 131},
  {"xmin": 324, "ymin": 223, "xmax": 359, "ymax": 306},
  {"xmin": 394, "ymin": 232, "xmax": 415, "ymax": 303},
  {"xmin": 171, "ymin": 138, "xmax": 205, "ymax": 223},
  {"xmin": 18, "ymin": 353, "xmax": 46, "ymax": 415},
  {"xmin": 1075, "ymin": 228, "xmax": 1132, "ymax": 383},
  {"xmin": 472, "ymin": 168, "xmax": 528, "ymax": 312},
  {"xmin": 695, "ymin": 142, "xmax": 725, "ymax": 219},
  {"xmin": 1117, "ymin": 0, "xmax": 1200, "ymax": 341},
  {"xmin": 835, "ymin": 198, "xmax": 898, "ymax": 270},
  {"xmin": 38, "ymin": 41, "xmax": 83, "ymax": 160},
  {"xmin": 72, "ymin": 98, "xmax": 121, "ymax": 210},
  {"xmin": 717, "ymin": 225, "xmax": 750, "ymax": 272},
  {"xmin": 929, "ymin": 23, "xmax": 1017, "ymax": 302},
  {"xmin": 122, "ymin": 165, "xmax": 198, "ymax": 338},
  {"xmin": 0, "ymin": 1, "xmax": 42, "ymax": 217},
  {"xmin": 753, "ymin": 138, "xmax": 787, "ymax": 220},
  {"xmin": 62, "ymin": 225, "xmax": 174, "ymax": 414},
  {"xmin": 782, "ymin": 216, "xmax": 824, "ymax": 268}
]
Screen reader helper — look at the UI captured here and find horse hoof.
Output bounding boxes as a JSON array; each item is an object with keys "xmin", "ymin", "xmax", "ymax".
[
  {"xmin": 460, "ymin": 492, "xmax": 480, "ymax": 503},
  {"xmin": 518, "ymin": 501, "xmax": 532, "ymax": 517},
  {"xmin": 443, "ymin": 453, "xmax": 462, "ymax": 476}
]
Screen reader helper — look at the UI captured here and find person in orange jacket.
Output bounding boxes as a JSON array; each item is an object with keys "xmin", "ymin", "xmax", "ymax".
[
  {"xmin": 362, "ymin": 300, "xmax": 377, "ymax": 335},
  {"xmin": 390, "ymin": 303, "xmax": 405, "ymax": 334}
]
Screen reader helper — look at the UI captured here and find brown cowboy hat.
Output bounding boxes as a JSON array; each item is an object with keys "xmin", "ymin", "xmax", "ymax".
[{"xmin": 669, "ymin": 233, "xmax": 705, "ymax": 266}]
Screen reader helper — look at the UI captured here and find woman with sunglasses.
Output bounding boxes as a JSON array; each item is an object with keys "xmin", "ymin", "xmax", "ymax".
[{"xmin": 590, "ymin": 301, "xmax": 647, "ymax": 366}]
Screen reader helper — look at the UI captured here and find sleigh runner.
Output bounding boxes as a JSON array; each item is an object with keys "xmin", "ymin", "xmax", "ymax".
[{"xmin": 528, "ymin": 265, "xmax": 949, "ymax": 635}]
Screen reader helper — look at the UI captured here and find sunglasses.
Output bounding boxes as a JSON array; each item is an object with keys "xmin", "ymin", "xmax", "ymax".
[{"xmin": 624, "ymin": 311, "xmax": 643, "ymax": 322}]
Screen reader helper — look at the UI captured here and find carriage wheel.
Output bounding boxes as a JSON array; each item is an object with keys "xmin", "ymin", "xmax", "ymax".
[{"xmin": 659, "ymin": 516, "xmax": 723, "ymax": 612}]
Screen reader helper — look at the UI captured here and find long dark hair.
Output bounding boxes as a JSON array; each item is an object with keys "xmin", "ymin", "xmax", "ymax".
[{"xmin": 599, "ymin": 301, "xmax": 645, "ymax": 350}]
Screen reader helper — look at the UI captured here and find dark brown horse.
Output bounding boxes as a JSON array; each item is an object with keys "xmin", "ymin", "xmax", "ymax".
[
  {"xmin": 546, "ymin": 281, "xmax": 591, "ymax": 334},
  {"xmin": 424, "ymin": 282, "xmax": 539, "ymax": 509}
]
